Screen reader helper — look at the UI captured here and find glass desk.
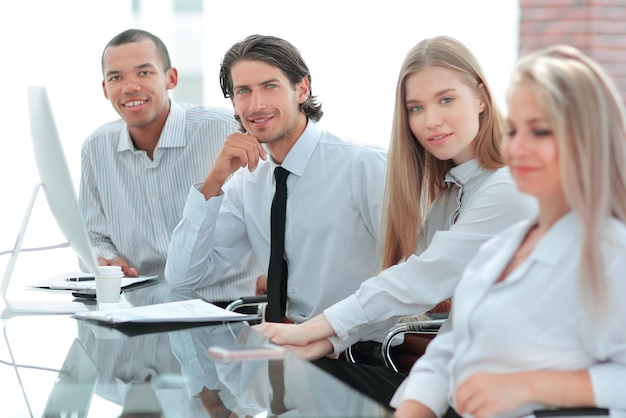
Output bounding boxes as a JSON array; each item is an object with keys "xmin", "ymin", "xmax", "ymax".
[{"xmin": 0, "ymin": 280, "xmax": 392, "ymax": 417}]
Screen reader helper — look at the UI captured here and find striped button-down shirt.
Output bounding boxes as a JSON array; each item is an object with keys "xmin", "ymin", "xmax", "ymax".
[{"xmin": 79, "ymin": 101, "xmax": 260, "ymax": 301}]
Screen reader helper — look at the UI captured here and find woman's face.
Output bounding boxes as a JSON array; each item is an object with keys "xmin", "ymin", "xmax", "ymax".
[
  {"xmin": 404, "ymin": 66, "xmax": 485, "ymax": 165},
  {"xmin": 503, "ymin": 82, "xmax": 564, "ymax": 204}
]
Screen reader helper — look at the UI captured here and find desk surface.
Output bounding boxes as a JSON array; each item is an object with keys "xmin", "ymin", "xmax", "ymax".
[{"xmin": 0, "ymin": 280, "xmax": 392, "ymax": 417}]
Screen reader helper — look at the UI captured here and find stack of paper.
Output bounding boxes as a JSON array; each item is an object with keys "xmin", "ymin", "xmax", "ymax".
[{"xmin": 72, "ymin": 299, "xmax": 259, "ymax": 325}]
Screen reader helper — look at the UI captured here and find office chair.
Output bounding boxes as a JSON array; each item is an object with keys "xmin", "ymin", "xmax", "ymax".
[
  {"xmin": 380, "ymin": 313, "xmax": 448, "ymax": 373},
  {"xmin": 350, "ymin": 299, "xmax": 452, "ymax": 373},
  {"xmin": 225, "ymin": 295, "xmax": 267, "ymax": 320}
]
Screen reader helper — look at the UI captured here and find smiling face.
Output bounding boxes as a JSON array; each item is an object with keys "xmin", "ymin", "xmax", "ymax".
[
  {"xmin": 101, "ymin": 39, "xmax": 177, "ymax": 134},
  {"xmin": 229, "ymin": 60, "xmax": 308, "ymax": 149},
  {"xmin": 503, "ymin": 82, "xmax": 564, "ymax": 205},
  {"xmin": 404, "ymin": 66, "xmax": 485, "ymax": 165}
]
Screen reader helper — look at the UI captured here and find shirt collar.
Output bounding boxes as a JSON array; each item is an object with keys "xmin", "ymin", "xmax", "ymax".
[
  {"xmin": 530, "ymin": 211, "xmax": 579, "ymax": 266},
  {"xmin": 444, "ymin": 159, "xmax": 481, "ymax": 188},
  {"xmin": 270, "ymin": 120, "xmax": 319, "ymax": 177},
  {"xmin": 117, "ymin": 100, "xmax": 184, "ymax": 153}
]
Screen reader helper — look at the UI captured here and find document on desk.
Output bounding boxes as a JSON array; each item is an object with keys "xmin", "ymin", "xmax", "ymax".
[
  {"xmin": 30, "ymin": 271, "xmax": 158, "ymax": 291},
  {"xmin": 72, "ymin": 299, "xmax": 258, "ymax": 325}
]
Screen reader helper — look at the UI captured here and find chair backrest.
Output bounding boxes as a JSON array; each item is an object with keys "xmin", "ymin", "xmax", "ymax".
[
  {"xmin": 385, "ymin": 297, "xmax": 451, "ymax": 371},
  {"xmin": 382, "ymin": 314, "xmax": 448, "ymax": 373}
]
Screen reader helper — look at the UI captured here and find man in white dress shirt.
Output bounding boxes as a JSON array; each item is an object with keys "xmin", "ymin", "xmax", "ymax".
[
  {"xmin": 165, "ymin": 34, "xmax": 388, "ymax": 323},
  {"xmin": 79, "ymin": 29, "xmax": 261, "ymax": 303}
]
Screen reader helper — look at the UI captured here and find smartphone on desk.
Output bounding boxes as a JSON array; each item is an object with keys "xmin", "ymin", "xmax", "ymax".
[
  {"xmin": 71, "ymin": 289, "xmax": 121, "ymax": 300},
  {"xmin": 208, "ymin": 345, "xmax": 285, "ymax": 361},
  {"xmin": 71, "ymin": 289, "xmax": 96, "ymax": 299}
]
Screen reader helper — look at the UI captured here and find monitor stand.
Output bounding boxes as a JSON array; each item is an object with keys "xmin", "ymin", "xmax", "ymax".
[{"xmin": 1, "ymin": 182, "xmax": 87, "ymax": 314}]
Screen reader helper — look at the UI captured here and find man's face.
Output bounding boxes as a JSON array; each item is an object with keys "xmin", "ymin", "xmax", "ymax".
[
  {"xmin": 229, "ymin": 60, "xmax": 308, "ymax": 146},
  {"xmin": 101, "ymin": 40, "xmax": 177, "ymax": 132}
]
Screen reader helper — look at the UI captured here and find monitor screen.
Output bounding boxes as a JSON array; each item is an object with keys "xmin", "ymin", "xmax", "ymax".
[{"xmin": 27, "ymin": 86, "xmax": 98, "ymax": 273}]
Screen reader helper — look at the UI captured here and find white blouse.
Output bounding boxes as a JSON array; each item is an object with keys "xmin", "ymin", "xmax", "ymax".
[
  {"xmin": 391, "ymin": 213, "xmax": 626, "ymax": 417},
  {"xmin": 324, "ymin": 160, "xmax": 538, "ymax": 352}
]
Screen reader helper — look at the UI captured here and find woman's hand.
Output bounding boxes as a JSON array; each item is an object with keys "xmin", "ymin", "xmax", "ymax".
[
  {"xmin": 455, "ymin": 369, "xmax": 593, "ymax": 418},
  {"xmin": 253, "ymin": 314, "xmax": 336, "ymax": 346},
  {"xmin": 394, "ymin": 400, "xmax": 436, "ymax": 418},
  {"xmin": 282, "ymin": 339, "xmax": 334, "ymax": 361},
  {"xmin": 455, "ymin": 372, "xmax": 532, "ymax": 418},
  {"xmin": 253, "ymin": 322, "xmax": 311, "ymax": 346}
]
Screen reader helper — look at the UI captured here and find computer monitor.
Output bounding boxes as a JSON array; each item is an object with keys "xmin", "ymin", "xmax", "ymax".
[
  {"xmin": 26, "ymin": 85, "xmax": 98, "ymax": 273},
  {"xmin": 0, "ymin": 86, "xmax": 96, "ymax": 313}
]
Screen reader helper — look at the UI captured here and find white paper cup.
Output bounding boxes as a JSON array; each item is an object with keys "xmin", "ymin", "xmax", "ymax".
[{"xmin": 95, "ymin": 266, "xmax": 123, "ymax": 303}]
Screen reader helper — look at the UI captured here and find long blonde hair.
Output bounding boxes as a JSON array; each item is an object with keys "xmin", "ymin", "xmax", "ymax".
[
  {"xmin": 510, "ymin": 45, "xmax": 626, "ymax": 303},
  {"xmin": 381, "ymin": 36, "xmax": 506, "ymax": 268}
]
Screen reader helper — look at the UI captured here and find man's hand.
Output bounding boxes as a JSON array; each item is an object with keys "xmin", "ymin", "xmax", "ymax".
[
  {"xmin": 97, "ymin": 256, "xmax": 138, "ymax": 277},
  {"xmin": 201, "ymin": 133, "xmax": 267, "ymax": 199},
  {"xmin": 255, "ymin": 275, "xmax": 267, "ymax": 295}
]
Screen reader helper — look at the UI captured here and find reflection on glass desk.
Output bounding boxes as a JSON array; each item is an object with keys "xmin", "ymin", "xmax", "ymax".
[{"xmin": 0, "ymin": 281, "xmax": 392, "ymax": 417}]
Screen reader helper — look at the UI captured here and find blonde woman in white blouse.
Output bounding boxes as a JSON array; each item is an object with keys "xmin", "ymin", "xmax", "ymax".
[{"xmin": 392, "ymin": 45, "xmax": 626, "ymax": 417}]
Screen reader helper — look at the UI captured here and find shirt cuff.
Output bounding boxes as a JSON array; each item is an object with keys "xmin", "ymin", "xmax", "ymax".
[
  {"xmin": 324, "ymin": 294, "xmax": 370, "ymax": 341},
  {"xmin": 589, "ymin": 362, "xmax": 626, "ymax": 409},
  {"xmin": 328, "ymin": 335, "xmax": 359, "ymax": 356},
  {"xmin": 183, "ymin": 184, "xmax": 224, "ymax": 225}
]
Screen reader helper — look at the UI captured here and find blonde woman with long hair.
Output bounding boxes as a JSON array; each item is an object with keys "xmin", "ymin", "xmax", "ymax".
[
  {"xmin": 393, "ymin": 45, "xmax": 626, "ymax": 418},
  {"xmin": 255, "ymin": 36, "xmax": 537, "ymax": 404}
]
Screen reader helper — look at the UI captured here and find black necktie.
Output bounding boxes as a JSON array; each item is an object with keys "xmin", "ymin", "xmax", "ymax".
[{"xmin": 266, "ymin": 166, "xmax": 290, "ymax": 322}]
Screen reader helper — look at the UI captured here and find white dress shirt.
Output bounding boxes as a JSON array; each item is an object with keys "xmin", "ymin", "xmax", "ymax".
[
  {"xmin": 165, "ymin": 121, "xmax": 388, "ymax": 323},
  {"xmin": 324, "ymin": 159, "xmax": 538, "ymax": 353},
  {"xmin": 79, "ymin": 101, "xmax": 260, "ymax": 301},
  {"xmin": 391, "ymin": 213, "xmax": 626, "ymax": 417}
]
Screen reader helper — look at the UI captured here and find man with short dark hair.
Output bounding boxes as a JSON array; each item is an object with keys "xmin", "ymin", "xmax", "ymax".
[
  {"xmin": 165, "ymin": 34, "xmax": 387, "ymax": 323},
  {"xmin": 79, "ymin": 29, "xmax": 260, "ymax": 302}
]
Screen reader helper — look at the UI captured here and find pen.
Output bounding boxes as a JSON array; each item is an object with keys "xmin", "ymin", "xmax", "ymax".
[{"xmin": 66, "ymin": 276, "xmax": 95, "ymax": 282}]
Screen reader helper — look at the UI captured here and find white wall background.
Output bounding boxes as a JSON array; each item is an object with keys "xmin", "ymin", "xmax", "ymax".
[
  {"xmin": 0, "ymin": 0, "xmax": 519, "ymax": 278},
  {"xmin": 201, "ymin": 1, "xmax": 520, "ymax": 147},
  {"xmin": 0, "ymin": 2, "xmax": 518, "ymax": 415}
]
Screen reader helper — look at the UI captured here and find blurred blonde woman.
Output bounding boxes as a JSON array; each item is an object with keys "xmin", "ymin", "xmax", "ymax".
[
  {"xmin": 393, "ymin": 45, "xmax": 626, "ymax": 418},
  {"xmin": 255, "ymin": 36, "xmax": 537, "ymax": 404}
]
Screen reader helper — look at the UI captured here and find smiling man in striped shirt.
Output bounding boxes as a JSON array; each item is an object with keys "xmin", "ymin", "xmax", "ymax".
[{"xmin": 78, "ymin": 29, "xmax": 261, "ymax": 303}]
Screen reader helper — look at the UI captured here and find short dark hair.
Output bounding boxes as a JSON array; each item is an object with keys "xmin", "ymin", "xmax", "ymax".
[
  {"xmin": 219, "ymin": 34, "xmax": 323, "ymax": 123},
  {"xmin": 101, "ymin": 29, "xmax": 172, "ymax": 74}
]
